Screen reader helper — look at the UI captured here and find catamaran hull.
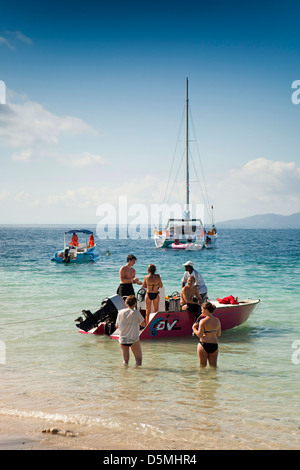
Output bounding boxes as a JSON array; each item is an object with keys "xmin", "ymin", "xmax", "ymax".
[
  {"xmin": 154, "ymin": 237, "xmax": 204, "ymax": 250},
  {"xmin": 78, "ymin": 299, "xmax": 260, "ymax": 339}
]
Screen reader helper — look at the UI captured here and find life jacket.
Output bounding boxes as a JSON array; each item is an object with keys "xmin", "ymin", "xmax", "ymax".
[
  {"xmin": 89, "ymin": 235, "xmax": 94, "ymax": 247},
  {"xmin": 70, "ymin": 234, "xmax": 79, "ymax": 246}
]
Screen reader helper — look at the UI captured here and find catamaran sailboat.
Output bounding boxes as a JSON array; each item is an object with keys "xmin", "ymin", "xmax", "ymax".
[{"xmin": 153, "ymin": 78, "xmax": 218, "ymax": 250}]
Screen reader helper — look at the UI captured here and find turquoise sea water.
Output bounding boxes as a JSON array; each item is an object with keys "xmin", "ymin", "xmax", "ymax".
[{"xmin": 0, "ymin": 226, "xmax": 300, "ymax": 449}]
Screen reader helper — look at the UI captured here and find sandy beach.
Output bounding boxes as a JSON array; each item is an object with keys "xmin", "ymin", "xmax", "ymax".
[
  {"xmin": 0, "ymin": 414, "xmax": 141, "ymax": 450},
  {"xmin": 1, "ymin": 413, "xmax": 202, "ymax": 451},
  {"xmin": 0, "ymin": 414, "xmax": 85, "ymax": 450},
  {"xmin": 1, "ymin": 412, "xmax": 294, "ymax": 451}
]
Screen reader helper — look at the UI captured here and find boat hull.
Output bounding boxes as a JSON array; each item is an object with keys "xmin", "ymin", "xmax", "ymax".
[
  {"xmin": 204, "ymin": 233, "xmax": 218, "ymax": 249},
  {"xmin": 52, "ymin": 247, "xmax": 99, "ymax": 263},
  {"xmin": 155, "ymin": 238, "xmax": 204, "ymax": 250},
  {"xmin": 80, "ymin": 299, "xmax": 260, "ymax": 339}
]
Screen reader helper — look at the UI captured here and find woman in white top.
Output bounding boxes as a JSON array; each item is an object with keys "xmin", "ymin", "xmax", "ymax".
[{"xmin": 116, "ymin": 295, "xmax": 145, "ymax": 367}]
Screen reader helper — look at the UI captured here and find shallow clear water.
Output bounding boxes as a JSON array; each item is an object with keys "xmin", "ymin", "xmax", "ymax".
[{"xmin": 0, "ymin": 226, "xmax": 300, "ymax": 449}]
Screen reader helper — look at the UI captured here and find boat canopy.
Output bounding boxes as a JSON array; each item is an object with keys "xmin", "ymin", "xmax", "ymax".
[{"xmin": 64, "ymin": 229, "xmax": 93, "ymax": 235}]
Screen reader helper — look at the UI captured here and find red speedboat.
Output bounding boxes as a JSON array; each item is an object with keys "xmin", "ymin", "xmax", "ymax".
[{"xmin": 76, "ymin": 294, "xmax": 260, "ymax": 340}]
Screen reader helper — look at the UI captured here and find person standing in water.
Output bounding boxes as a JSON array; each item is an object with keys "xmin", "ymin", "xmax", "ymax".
[
  {"xmin": 116, "ymin": 295, "xmax": 145, "ymax": 367},
  {"xmin": 192, "ymin": 302, "xmax": 221, "ymax": 368},
  {"xmin": 142, "ymin": 264, "xmax": 163, "ymax": 325}
]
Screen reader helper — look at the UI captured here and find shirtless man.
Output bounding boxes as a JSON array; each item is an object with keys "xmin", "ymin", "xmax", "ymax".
[
  {"xmin": 117, "ymin": 254, "xmax": 142, "ymax": 298},
  {"xmin": 180, "ymin": 275, "xmax": 203, "ymax": 319}
]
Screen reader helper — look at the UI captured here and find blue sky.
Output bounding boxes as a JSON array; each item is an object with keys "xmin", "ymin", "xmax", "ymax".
[{"xmin": 0, "ymin": 0, "xmax": 299, "ymax": 225}]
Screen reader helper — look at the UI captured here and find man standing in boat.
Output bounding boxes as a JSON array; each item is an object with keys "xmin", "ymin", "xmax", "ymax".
[
  {"xmin": 117, "ymin": 254, "xmax": 142, "ymax": 299},
  {"xmin": 182, "ymin": 261, "xmax": 208, "ymax": 302}
]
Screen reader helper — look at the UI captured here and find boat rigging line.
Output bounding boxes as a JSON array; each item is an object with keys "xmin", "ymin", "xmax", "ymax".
[{"xmin": 0, "ymin": 310, "xmax": 82, "ymax": 328}]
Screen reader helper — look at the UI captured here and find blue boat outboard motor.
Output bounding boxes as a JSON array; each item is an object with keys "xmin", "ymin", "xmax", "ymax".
[
  {"xmin": 64, "ymin": 247, "xmax": 70, "ymax": 262},
  {"xmin": 75, "ymin": 294, "xmax": 126, "ymax": 333}
]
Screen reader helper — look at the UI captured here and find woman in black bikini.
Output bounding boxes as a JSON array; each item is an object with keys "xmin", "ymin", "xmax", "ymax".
[
  {"xmin": 192, "ymin": 302, "xmax": 221, "ymax": 368},
  {"xmin": 142, "ymin": 264, "xmax": 163, "ymax": 325}
]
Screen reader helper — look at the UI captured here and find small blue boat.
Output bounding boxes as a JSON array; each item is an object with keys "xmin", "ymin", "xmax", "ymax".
[{"xmin": 51, "ymin": 229, "xmax": 99, "ymax": 263}]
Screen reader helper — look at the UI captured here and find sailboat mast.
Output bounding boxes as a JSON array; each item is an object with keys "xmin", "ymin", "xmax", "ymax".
[{"xmin": 186, "ymin": 77, "xmax": 190, "ymax": 216}]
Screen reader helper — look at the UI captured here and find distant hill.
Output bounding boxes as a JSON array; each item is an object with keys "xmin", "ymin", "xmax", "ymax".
[{"xmin": 217, "ymin": 212, "xmax": 300, "ymax": 229}]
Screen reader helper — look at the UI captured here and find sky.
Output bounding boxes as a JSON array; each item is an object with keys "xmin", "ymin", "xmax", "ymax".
[{"xmin": 0, "ymin": 0, "xmax": 299, "ymax": 226}]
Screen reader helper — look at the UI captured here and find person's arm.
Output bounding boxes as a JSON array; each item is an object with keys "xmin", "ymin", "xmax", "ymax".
[
  {"xmin": 119, "ymin": 266, "xmax": 127, "ymax": 282},
  {"xmin": 195, "ymin": 288, "xmax": 202, "ymax": 305},
  {"xmin": 138, "ymin": 311, "xmax": 146, "ymax": 328},
  {"xmin": 131, "ymin": 268, "xmax": 143, "ymax": 285},
  {"xmin": 181, "ymin": 272, "xmax": 187, "ymax": 288},
  {"xmin": 133, "ymin": 276, "xmax": 142, "ymax": 285},
  {"xmin": 142, "ymin": 276, "xmax": 147, "ymax": 289},
  {"xmin": 158, "ymin": 275, "xmax": 163, "ymax": 288},
  {"xmin": 192, "ymin": 321, "xmax": 200, "ymax": 337},
  {"xmin": 198, "ymin": 319, "xmax": 205, "ymax": 337},
  {"xmin": 180, "ymin": 287, "xmax": 187, "ymax": 305}
]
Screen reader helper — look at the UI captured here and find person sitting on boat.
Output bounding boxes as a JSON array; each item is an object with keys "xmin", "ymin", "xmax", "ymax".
[
  {"xmin": 182, "ymin": 261, "xmax": 208, "ymax": 302},
  {"xmin": 117, "ymin": 254, "xmax": 142, "ymax": 299},
  {"xmin": 70, "ymin": 233, "xmax": 79, "ymax": 247},
  {"xmin": 192, "ymin": 302, "xmax": 221, "ymax": 368},
  {"xmin": 142, "ymin": 264, "xmax": 163, "ymax": 325},
  {"xmin": 180, "ymin": 275, "xmax": 203, "ymax": 319},
  {"xmin": 115, "ymin": 295, "xmax": 145, "ymax": 367},
  {"xmin": 88, "ymin": 234, "xmax": 94, "ymax": 248},
  {"xmin": 205, "ymin": 235, "xmax": 211, "ymax": 245}
]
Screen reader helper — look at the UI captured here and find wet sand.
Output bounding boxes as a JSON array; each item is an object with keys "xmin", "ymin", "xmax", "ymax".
[
  {"xmin": 0, "ymin": 413, "xmax": 219, "ymax": 451},
  {"xmin": 1, "ymin": 413, "xmax": 293, "ymax": 451},
  {"xmin": 0, "ymin": 413, "xmax": 183, "ymax": 451},
  {"xmin": 0, "ymin": 414, "xmax": 82, "ymax": 450}
]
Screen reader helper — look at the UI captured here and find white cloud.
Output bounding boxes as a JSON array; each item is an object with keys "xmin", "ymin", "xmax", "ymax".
[
  {"xmin": 0, "ymin": 36, "xmax": 15, "ymax": 50},
  {"xmin": 230, "ymin": 158, "xmax": 300, "ymax": 194},
  {"xmin": 0, "ymin": 189, "xmax": 10, "ymax": 201},
  {"xmin": 14, "ymin": 191, "xmax": 40, "ymax": 206},
  {"xmin": 6, "ymin": 31, "xmax": 33, "ymax": 45},
  {"xmin": 214, "ymin": 158, "xmax": 300, "ymax": 219},
  {"xmin": 11, "ymin": 148, "xmax": 107, "ymax": 167},
  {"xmin": 0, "ymin": 30, "xmax": 33, "ymax": 50},
  {"xmin": 11, "ymin": 149, "xmax": 35, "ymax": 162},
  {"xmin": 0, "ymin": 97, "xmax": 104, "ymax": 168},
  {"xmin": 0, "ymin": 101, "xmax": 94, "ymax": 148},
  {"xmin": 60, "ymin": 151, "xmax": 107, "ymax": 168}
]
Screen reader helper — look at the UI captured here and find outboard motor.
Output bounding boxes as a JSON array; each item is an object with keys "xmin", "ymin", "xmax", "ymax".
[
  {"xmin": 64, "ymin": 247, "xmax": 70, "ymax": 262},
  {"xmin": 75, "ymin": 294, "xmax": 126, "ymax": 333}
]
